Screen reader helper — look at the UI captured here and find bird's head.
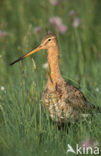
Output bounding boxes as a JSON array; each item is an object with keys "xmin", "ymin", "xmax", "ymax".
[
  {"xmin": 10, "ymin": 33, "xmax": 57, "ymax": 65},
  {"xmin": 41, "ymin": 33, "xmax": 57, "ymax": 49}
]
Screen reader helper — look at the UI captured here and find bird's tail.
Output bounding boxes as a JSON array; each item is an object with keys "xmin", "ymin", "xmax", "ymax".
[{"xmin": 86, "ymin": 103, "xmax": 101, "ymax": 115}]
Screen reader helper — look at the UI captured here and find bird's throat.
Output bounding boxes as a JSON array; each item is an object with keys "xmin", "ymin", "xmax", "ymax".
[{"xmin": 47, "ymin": 46, "xmax": 64, "ymax": 90}]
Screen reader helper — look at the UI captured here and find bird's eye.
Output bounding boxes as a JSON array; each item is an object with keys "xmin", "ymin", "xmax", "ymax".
[{"xmin": 48, "ymin": 38, "xmax": 51, "ymax": 41}]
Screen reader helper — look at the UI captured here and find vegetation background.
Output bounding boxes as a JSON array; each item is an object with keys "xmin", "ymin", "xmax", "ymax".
[{"xmin": 0, "ymin": 0, "xmax": 101, "ymax": 155}]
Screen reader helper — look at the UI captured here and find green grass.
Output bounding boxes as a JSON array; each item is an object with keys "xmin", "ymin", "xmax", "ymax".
[{"xmin": 0, "ymin": 0, "xmax": 101, "ymax": 155}]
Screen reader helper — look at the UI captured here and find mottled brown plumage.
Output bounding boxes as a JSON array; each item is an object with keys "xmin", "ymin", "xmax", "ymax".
[{"xmin": 10, "ymin": 33, "xmax": 100, "ymax": 123}]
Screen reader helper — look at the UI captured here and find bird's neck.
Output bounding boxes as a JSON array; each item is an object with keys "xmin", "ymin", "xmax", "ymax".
[{"xmin": 47, "ymin": 46, "xmax": 65, "ymax": 90}]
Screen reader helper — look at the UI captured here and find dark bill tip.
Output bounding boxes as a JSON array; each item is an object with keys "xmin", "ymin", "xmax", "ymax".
[{"xmin": 10, "ymin": 57, "xmax": 24, "ymax": 66}]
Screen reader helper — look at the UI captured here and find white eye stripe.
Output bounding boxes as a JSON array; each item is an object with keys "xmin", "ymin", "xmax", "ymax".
[
  {"xmin": 44, "ymin": 38, "xmax": 52, "ymax": 44},
  {"xmin": 42, "ymin": 36, "xmax": 56, "ymax": 45},
  {"xmin": 47, "ymin": 36, "xmax": 55, "ymax": 41}
]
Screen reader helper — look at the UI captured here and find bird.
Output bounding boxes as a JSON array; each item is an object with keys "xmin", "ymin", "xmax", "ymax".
[{"xmin": 10, "ymin": 33, "xmax": 101, "ymax": 124}]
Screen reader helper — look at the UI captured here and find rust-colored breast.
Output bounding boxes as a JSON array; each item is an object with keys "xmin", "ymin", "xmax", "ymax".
[{"xmin": 42, "ymin": 82, "xmax": 89, "ymax": 123}]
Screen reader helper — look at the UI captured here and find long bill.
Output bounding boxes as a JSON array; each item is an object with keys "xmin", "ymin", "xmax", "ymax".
[{"xmin": 10, "ymin": 45, "xmax": 43, "ymax": 65}]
